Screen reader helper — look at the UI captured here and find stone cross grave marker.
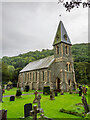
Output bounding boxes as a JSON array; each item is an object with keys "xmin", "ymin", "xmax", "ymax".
[
  {"xmin": 37, "ymin": 94, "xmax": 44, "ymax": 113},
  {"xmin": 37, "ymin": 94, "xmax": 41, "ymax": 109},
  {"xmin": 82, "ymin": 95, "xmax": 89, "ymax": 113},
  {"xmin": 50, "ymin": 89, "xmax": 55, "ymax": 100},
  {"xmin": 24, "ymin": 103, "xmax": 32, "ymax": 118},
  {"xmin": 30, "ymin": 105, "xmax": 40, "ymax": 120},
  {"xmin": 33, "ymin": 90, "xmax": 38, "ymax": 103}
]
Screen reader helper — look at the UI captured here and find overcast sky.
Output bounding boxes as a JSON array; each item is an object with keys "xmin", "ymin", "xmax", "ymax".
[{"xmin": 0, "ymin": 0, "xmax": 88, "ymax": 58}]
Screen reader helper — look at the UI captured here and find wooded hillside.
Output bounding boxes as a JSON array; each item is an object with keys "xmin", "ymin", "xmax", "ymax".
[{"xmin": 1, "ymin": 43, "xmax": 90, "ymax": 85}]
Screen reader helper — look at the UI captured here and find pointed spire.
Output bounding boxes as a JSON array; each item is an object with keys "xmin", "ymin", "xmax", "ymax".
[{"xmin": 53, "ymin": 21, "xmax": 71, "ymax": 46}]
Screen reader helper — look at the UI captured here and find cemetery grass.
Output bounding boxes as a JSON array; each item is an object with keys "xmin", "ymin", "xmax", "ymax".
[
  {"xmin": 3, "ymin": 87, "xmax": 42, "ymax": 96},
  {"xmin": 1, "ymin": 91, "xmax": 89, "ymax": 119}
]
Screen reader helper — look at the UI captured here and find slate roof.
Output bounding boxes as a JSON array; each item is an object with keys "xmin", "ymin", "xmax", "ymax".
[
  {"xmin": 20, "ymin": 55, "xmax": 54, "ymax": 73},
  {"xmin": 53, "ymin": 21, "xmax": 71, "ymax": 46}
]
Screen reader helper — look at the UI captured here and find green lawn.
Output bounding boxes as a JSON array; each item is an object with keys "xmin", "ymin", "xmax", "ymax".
[
  {"xmin": 1, "ymin": 87, "xmax": 90, "ymax": 119},
  {"xmin": 3, "ymin": 88, "xmax": 42, "ymax": 96}
]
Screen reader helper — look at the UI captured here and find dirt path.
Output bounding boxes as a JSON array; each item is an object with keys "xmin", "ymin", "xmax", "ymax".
[{"xmin": 3, "ymin": 92, "xmax": 43, "ymax": 98}]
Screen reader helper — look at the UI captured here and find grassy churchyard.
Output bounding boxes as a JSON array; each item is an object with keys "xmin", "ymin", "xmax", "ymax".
[{"xmin": 0, "ymin": 87, "xmax": 90, "ymax": 119}]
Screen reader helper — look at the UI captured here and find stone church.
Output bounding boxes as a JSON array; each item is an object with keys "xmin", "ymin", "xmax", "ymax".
[{"xmin": 17, "ymin": 21, "xmax": 77, "ymax": 91}]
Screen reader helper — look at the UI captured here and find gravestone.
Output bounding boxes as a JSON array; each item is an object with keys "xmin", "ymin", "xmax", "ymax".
[
  {"xmin": 55, "ymin": 92, "xmax": 58, "ymax": 96},
  {"xmin": 82, "ymin": 95, "xmax": 89, "ymax": 113},
  {"xmin": 4, "ymin": 85, "xmax": 7, "ymax": 89},
  {"xmin": 79, "ymin": 90, "xmax": 82, "ymax": 96},
  {"xmin": 37, "ymin": 94, "xmax": 41, "ymax": 109},
  {"xmin": 30, "ymin": 105, "xmax": 40, "ymax": 120},
  {"xmin": 37, "ymin": 94, "xmax": 44, "ymax": 113},
  {"xmin": 0, "ymin": 109, "xmax": 7, "ymax": 120},
  {"xmin": 33, "ymin": 90, "xmax": 38, "ymax": 103},
  {"xmin": 10, "ymin": 96, "xmax": 15, "ymax": 101},
  {"xmin": 50, "ymin": 89, "xmax": 55, "ymax": 100},
  {"xmin": 21, "ymin": 87, "xmax": 24, "ymax": 92},
  {"xmin": 24, "ymin": 103, "xmax": 32, "ymax": 118}
]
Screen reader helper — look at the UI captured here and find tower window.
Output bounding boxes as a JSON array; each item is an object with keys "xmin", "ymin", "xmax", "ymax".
[
  {"xmin": 65, "ymin": 46, "xmax": 68, "ymax": 54},
  {"xmin": 66, "ymin": 64, "xmax": 68, "ymax": 71},
  {"xmin": 56, "ymin": 46, "xmax": 59, "ymax": 55}
]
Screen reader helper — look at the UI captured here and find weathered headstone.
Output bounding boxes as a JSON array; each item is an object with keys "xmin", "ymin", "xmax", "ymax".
[
  {"xmin": 30, "ymin": 105, "xmax": 40, "ymax": 120},
  {"xmin": 82, "ymin": 95, "xmax": 89, "ymax": 113},
  {"xmin": 10, "ymin": 96, "xmax": 15, "ymax": 101},
  {"xmin": 37, "ymin": 94, "xmax": 41, "ymax": 109},
  {"xmin": 21, "ymin": 87, "xmax": 24, "ymax": 92},
  {"xmin": 33, "ymin": 90, "xmax": 38, "ymax": 103},
  {"xmin": 0, "ymin": 109, "xmax": 7, "ymax": 120},
  {"xmin": 55, "ymin": 92, "xmax": 58, "ymax": 96},
  {"xmin": 4, "ymin": 85, "xmax": 7, "ymax": 89},
  {"xmin": 24, "ymin": 103, "xmax": 32, "ymax": 118},
  {"xmin": 37, "ymin": 94, "xmax": 44, "ymax": 113},
  {"xmin": 79, "ymin": 90, "xmax": 82, "ymax": 96},
  {"xmin": 50, "ymin": 89, "xmax": 55, "ymax": 100}
]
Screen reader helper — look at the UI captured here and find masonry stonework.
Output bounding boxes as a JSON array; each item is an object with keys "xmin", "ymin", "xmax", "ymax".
[{"xmin": 17, "ymin": 21, "xmax": 77, "ymax": 91}]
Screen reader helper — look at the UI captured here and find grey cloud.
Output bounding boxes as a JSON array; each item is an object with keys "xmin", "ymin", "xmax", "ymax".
[{"xmin": 1, "ymin": 2, "xmax": 88, "ymax": 58}]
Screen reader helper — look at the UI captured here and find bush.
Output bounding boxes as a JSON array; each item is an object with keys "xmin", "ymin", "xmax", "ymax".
[
  {"xmin": 13, "ymin": 83, "xmax": 17, "ymax": 87},
  {"xmin": 16, "ymin": 89, "xmax": 22, "ymax": 96},
  {"xmin": 25, "ymin": 85, "xmax": 29, "ymax": 92},
  {"xmin": 43, "ymin": 86, "xmax": 50, "ymax": 95}
]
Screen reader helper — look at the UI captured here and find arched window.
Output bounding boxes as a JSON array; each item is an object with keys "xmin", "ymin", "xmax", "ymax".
[
  {"xmin": 66, "ymin": 64, "xmax": 68, "ymax": 71},
  {"xmin": 68, "ymin": 80, "xmax": 70, "ymax": 86},
  {"xmin": 30, "ymin": 73, "xmax": 31, "ymax": 82},
  {"xmin": 69, "ymin": 64, "xmax": 71, "ymax": 71},
  {"xmin": 42, "ymin": 71, "xmax": 44, "ymax": 81},
  {"xmin": 56, "ymin": 46, "xmax": 59, "ymax": 55},
  {"xmin": 36, "ymin": 72, "xmax": 37, "ymax": 81}
]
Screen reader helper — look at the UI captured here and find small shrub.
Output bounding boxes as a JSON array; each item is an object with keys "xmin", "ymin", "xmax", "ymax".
[
  {"xmin": 43, "ymin": 86, "xmax": 50, "ymax": 95},
  {"xmin": 16, "ymin": 89, "xmax": 22, "ymax": 97},
  {"xmin": 25, "ymin": 85, "xmax": 29, "ymax": 92}
]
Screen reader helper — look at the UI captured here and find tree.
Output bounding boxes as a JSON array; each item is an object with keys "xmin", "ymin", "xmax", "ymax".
[{"xmin": 58, "ymin": 0, "xmax": 90, "ymax": 12}]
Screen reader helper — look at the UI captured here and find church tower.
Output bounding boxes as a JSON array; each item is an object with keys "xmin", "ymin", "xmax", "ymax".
[{"xmin": 53, "ymin": 21, "xmax": 77, "ymax": 91}]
